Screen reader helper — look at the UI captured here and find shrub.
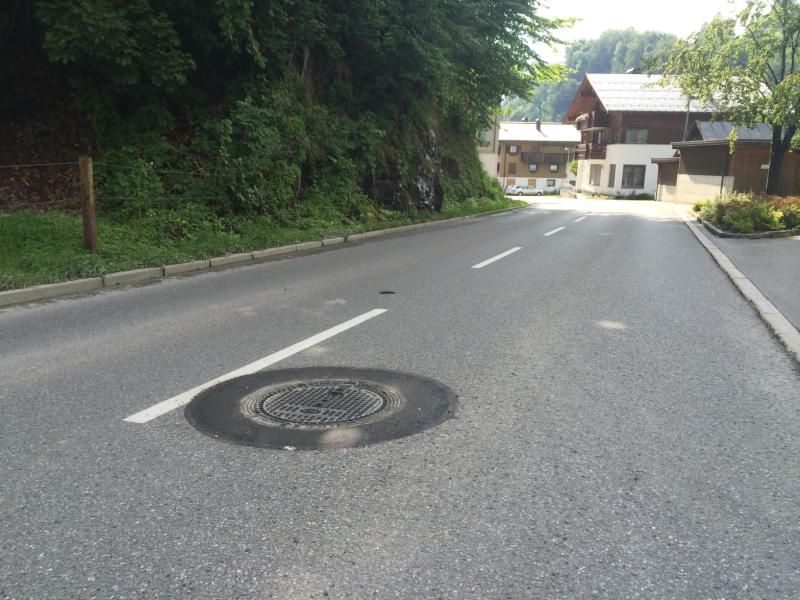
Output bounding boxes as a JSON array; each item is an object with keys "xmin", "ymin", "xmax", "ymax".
[
  {"xmin": 781, "ymin": 204, "xmax": 800, "ymax": 229},
  {"xmin": 708, "ymin": 192, "xmax": 785, "ymax": 232}
]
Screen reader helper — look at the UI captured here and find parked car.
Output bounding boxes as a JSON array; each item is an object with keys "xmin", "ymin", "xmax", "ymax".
[
  {"xmin": 504, "ymin": 185, "xmax": 519, "ymax": 195},
  {"xmin": 511, "ymin": 185, "xmax": 544, "ymax": 196}
]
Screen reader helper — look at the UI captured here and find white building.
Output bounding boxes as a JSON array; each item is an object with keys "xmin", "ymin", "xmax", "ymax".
[
  {"xmin": 479, "ymin": 120, "xmax": 580, "ymax": 192},
  {"xmin": 564, "ymin": 74, "xmax": 713, "ymax": 197}
]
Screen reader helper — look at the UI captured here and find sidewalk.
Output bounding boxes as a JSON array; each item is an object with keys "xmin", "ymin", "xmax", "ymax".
[{"xmin": 712, "ymin": 234, "xmax": 800, "ymax": 331}]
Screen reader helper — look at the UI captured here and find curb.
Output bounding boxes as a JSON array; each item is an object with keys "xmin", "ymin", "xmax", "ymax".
[
  {"xmin": 677, "ymin": 209, "xmax": 800, "ymax": 366},
  {"xmin": 696, "ymin": 215, "xmax": 800, "ymax": 239},
  {"xmin": 0, "ymin": 277, "xmax": 103, "ymax": 306},
  {"xmin": 0, "ymin": 202, "xmax": 528, "ymax": 308}
]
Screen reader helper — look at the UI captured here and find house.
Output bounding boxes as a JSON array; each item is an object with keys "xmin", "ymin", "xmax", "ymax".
[
  {"xmin": 490, "ymin": 120, "xmax": 581, "ymax": 192},
  {"xmin": 653, "ymin": 121, "xmax": 800, "ymax": 202},
  {"xmin": 477, "ymin": 116, "xmax": 501, "ymax": 178},
  {"xmin": 564, "ymin": 73, "xmax": 713, "ymax": 196}
]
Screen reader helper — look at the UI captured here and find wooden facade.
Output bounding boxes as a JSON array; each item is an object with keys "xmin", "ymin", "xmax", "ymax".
[{"xmin": 658, "ymin": 142, "xmax": 800, "ymax": 196}]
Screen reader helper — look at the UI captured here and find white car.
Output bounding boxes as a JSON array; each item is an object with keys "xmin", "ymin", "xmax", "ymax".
[{"xmin": 511, "ymin": 185, "xmax": 544, "ymax": 196}]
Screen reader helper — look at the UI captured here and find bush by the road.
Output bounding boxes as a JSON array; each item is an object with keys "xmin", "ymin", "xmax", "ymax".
[{"xmin": 693, "ymin": 193, "xmax": 800, "ymax": 233}]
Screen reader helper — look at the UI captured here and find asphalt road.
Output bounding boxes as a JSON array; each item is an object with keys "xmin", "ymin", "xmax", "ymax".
[{"xmin": 1, "ymin": 199, "xmax": 798, "ymax": 599}]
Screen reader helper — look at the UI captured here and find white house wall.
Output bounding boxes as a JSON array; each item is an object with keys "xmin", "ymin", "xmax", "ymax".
[
  {"xmin": 479, "ymin": 153, "xmax": 498, "ymax": 179},
  {"xmin": 577, "ymin": 144, "xmax": 677, "ymax": 196}
]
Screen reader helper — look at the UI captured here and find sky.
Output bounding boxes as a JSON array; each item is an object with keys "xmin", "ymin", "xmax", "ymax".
[{"xmin": 538, "ymin": 0, "xmax": 748, "ymax": 63}]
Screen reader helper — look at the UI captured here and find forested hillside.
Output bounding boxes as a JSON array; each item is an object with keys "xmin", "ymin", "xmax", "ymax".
[
  {"xmin": 503, "ymin": 29, "xmax": 677, "ymax": 122},
  {"xmin": 1, "ymin": 0, "xmax": 561, "ymax": 218}
]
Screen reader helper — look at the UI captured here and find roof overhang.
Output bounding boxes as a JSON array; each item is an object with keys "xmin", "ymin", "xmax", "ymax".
[
  {"xmin": 651, "ymin": 157, "xmax": 679, "ymax": 164},
  {"xmin": 672, "ymin": 139, "xmax": 770, "ymax": 149}
]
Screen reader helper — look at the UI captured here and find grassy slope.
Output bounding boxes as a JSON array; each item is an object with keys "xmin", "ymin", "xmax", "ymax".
[{"xmin": 0, "ymin": 198, "xmax": 524, "ymax": 290}]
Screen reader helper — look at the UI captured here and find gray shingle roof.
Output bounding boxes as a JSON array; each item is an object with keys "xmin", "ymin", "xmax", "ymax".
[
  {"xmin": 694, "ymin": 121, "xmax": 772, "ymax": 141},
  {"xmin": 498, "ymin": 122, "xmax": 581, "ymax": 143},
  {"xmin": 586, "ymin": 74, "xmax": 714, "ymax": 113}
]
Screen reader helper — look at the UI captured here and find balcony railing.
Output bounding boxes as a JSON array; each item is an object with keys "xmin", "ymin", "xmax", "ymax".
[
  {"xmin": 575, "ymin": 111, "xmax": 610, "ymax": 131},
  {"xmin": 520, "ymin": 152, "xmax": 566, "ymax": 164},
  {"xmin": 574, "ymin": 143, "xmax": 606, "ymax": 160}
]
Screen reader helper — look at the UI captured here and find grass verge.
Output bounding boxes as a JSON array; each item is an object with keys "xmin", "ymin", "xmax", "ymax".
[{"xmin": 0, "ymin": 197, "xmax": 525, "ymax": 291}]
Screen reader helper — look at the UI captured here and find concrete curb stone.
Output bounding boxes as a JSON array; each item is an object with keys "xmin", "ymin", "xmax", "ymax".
[
  {"xmin": 103, "ymin": 267, "xmax": 164, "ymax": 287},
  {"xmin": 252, "ymin": 247, "xmax": 295, "ymax": 261},
  {"xmin": 322, "ymin": 237, "xmax": 346, "ymax": 247},
  {"xmin": 209, "ymin": 253, "xmax": 253, "ymax": 268},
  {"xmin": 294, "ymin": 241, "xmax": 323, "ymax": 252},
  {"xmin": 0, "ymin": 277, "xmax": 103, "ymax": 308},
  {"xmin": 164, "ymin": 260, "xmax": 211, "ymax": 276}
]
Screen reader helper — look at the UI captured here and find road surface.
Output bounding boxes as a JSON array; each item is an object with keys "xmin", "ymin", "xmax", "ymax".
[{"xmin": 1, "ymin": 199, "xmax": 798, "ymax": 599}]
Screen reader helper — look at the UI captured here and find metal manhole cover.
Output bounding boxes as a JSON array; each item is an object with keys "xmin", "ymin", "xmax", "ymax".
[
  {"xmin": 256, "ymin": 381, "xmax": 387, "ymax": 425},
  {"xmin": 185, "ymin": 367, "xmax": 458, "ymax": 450}
]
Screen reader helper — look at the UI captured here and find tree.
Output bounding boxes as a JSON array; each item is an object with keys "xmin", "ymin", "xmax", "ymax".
[
  {"xmin": 8, "ymin": 0, "xmax": 565, "ymax": 214},
  {"xmin": 661, "ymin": 0, "xmax": 800, "ymax": 195}
]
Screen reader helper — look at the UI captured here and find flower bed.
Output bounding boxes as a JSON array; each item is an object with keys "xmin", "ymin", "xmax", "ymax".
[{"xmin": 693, "ymin": 193, "xmax": 800, "ymax": 234}]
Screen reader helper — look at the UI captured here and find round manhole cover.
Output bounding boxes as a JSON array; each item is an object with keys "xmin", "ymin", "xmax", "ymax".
[
  {"xmin": 185, "ymin": 367, "xmax": 457, "ymax": 450},
  {"xmin": 255, "ymin": 381, "xmax": 389, "ymax": 425}
]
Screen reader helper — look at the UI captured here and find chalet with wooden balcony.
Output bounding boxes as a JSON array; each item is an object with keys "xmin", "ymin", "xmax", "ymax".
[
  {"xmin": 564, "ymin": 74, "xmax": 713, "ymax": 196},
  {"xmin": 494, "ymin": 120, "xmax": 581, "ymax": 192}
]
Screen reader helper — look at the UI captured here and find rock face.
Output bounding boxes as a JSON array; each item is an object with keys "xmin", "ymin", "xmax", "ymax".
[
  {"xmin": 371, "ymin": 126, "xmax": 445, "ymax": 213},
  {"xmin": 409, "ymin": 129, "xmax": 444, "ymax": 211}
]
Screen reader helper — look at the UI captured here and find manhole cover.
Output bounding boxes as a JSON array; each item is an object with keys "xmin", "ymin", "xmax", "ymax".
[
  {"xmin": 255, "ymin": 381, "xmax": 388, "ymax": 425},
  {"xmin": 185, "ymin": 367, "xmax": 457, "ymax": 450}
]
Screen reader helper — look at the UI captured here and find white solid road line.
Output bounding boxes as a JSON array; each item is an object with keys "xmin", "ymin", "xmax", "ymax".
[
  {"xmin": 123, "ymin": 308, "xmax": 388, "ymax": 424},
  {"xmin": 471, "ymin": 247, "xmax": 523, "ymax": 270},
  {"xmin": 544, "ymin": 227, "xmax": 566, "ymax": 236},
  {"xmin": 574, "ymin": 216, "xmax": 587, "ymax": 223}
]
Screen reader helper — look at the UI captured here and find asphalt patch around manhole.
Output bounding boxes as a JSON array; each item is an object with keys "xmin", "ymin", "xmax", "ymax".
[{"xmin": 185, "ymin": 367, "xmax": 457, "ymax": 449}]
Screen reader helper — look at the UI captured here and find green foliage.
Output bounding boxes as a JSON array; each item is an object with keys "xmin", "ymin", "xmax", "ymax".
[
  {"xmin": 503, "ymin": 29, "xmax": 678, "ymax": 121},
  {"xmin": 214, "ymin": 95, "xmax": 305, "ymax": 215},
  {"xmin": 6, "ymin": 0, "xmax": 565, "ymax": 240},
  {"xmin": 781, "ymin": 203, "xmax": 800, "ymax": 228},
  {"xmin": 36, "ymin": 0, "xmax": 195, "ymax": 91},
  {"xmin": 661, "ymin": 0, "xmax": 800, "ymax": 194},
  {"xmin": 693, "ymin": 199, "xmax": 712, "ymax": 214},
  {"xmin": 697, "ymin": 192, "xmax": 800, "ymax": 232},
  {"xmin": 96, "ymin": 159, "xmax": 166, "ymax": 215}
]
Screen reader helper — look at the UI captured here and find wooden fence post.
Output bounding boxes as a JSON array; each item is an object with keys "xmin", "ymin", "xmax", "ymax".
[{"xmin": 79, "ymin": 156, "xmax": 97, "ymax": 252}]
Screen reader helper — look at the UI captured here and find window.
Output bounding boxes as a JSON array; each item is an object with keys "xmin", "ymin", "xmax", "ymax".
[
  {"xmin": 547, "ymin": 179, "xmax": 556, "ymax": 187},
  {"xmin": 528, "ymin": 179, "xmax": 536, "ymax": 186},
  {"xmin": 625, "ymin": 128, "xmax": 648, "ymax": 144},
  {"xmin": 549, "ymin": 164, "xmax": 559, "ymax": 172},
  {"xmin": 621, "ymin": 165, "xmax": 646, "ymax": 189},
  {"xmin": 589, "ymin": 164, "xmax": 602, "ymax": 186},
  {"xmin": 508, "ymin": 145, "xmax": 519, "ymax": 155},
  {"xmin": 507, "ymin": 178, "xmax": 516, "ymax": 185},
  {"xmin": 608, "ymin": 164, "xmax": 616, "ymax": 187},
  {"xmin": 508, "ymin": 162, "xmax": 517, "ymax": 175},
  {"xmin": 528, "ymin": 163, "xmax": 538, "ymax": 172}
]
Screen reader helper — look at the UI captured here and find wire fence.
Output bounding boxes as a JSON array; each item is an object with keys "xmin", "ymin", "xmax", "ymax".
[
  {"xmin": 0, "ymin": 158, "xmax": 223, "ymax": 214},
  {"xmin": 0, "ymin": 161, "xmax": 82, "ymax": 214}
]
